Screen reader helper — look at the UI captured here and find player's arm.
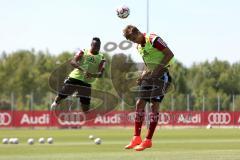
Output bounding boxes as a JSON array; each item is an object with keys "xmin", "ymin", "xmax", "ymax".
[
  {"xmin": 85, "ymin": 58, "xmax": 106, "ymax": 78},
  {"xmin": 137, "ymin": 66, "xmax": 151, "ymax": 85},
  {"xmin": 70, "ymin": 50, "xmax": 84, "ymax": 71},
  {"xmin": 97, "ymin": 59, "xmax": 106, "ymax": 78},
  {"xmin": 151, "ymin": 37, "xmax": 174, "ymax": 76}
]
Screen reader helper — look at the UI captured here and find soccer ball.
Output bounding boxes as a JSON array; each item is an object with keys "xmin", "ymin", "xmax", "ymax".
[
  {"xmin": 9, "ymin": 138, "xmax": 14, "ymax": 144},
  {"xmin": 2, "ymin": 138, "xmax": 8, "ymax": 144},
  {"xmin": 27, "ymin": 138, "xmax": 34, "ymax": 145},
  {"xmin": 88, "ymin": 135, "xmax": 94, "ymax": 140},
  {"xmin": 206, "ymin": 124, "xmax": 212, "ymax": 129},
  {"xmin": 116, "ymin": 5, "xmax": 130, "ymax": 19},
  {"xmin": 94, "ymin": 138, "xmax": 102, "ymax": 145},
  {"xmin": 38, "ymin": 137, "xmax": 45, "ymax": 144},
  {"xmin": 13, "ymin": 138, "xmax": 19, "ymax": 144},
  {"xmin": 9, "ymin": 138, "xmax": 18, "ymax": 144},
  {"xmin": 47, "ymin": 137, "xmax": 53, "ymax": 144}
]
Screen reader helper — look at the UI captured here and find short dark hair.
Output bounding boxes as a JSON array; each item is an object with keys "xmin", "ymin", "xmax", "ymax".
[
  {"xmin": 123, "ymin": 25, "xmax": 140, "ymax": 39},
  {"xmin": 92, "ymin": 37, "xmax": 101, "ymax": 44}
]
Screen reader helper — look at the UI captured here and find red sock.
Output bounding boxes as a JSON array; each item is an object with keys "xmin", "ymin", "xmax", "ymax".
[
  {"xmin": 134, "ymin": 111, "xmax": 145, "ymax": 136},
  {"xmin": 146, "ymin": 112, "xmax": 159, "ymax": 140}
]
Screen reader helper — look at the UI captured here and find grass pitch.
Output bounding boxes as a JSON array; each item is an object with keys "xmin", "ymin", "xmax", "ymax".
[{"xmin": 0, "ymin": 127, "xmax": 240, "ymax": 160}]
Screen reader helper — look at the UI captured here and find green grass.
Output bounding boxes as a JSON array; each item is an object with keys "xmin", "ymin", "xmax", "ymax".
[{"xmin": 0, "ymin": 128, "xmax": 240, "ymax": 160}]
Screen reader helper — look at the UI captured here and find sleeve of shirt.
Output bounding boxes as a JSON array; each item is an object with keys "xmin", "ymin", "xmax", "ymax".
[{"xmin": 152, "ymin": 37, "xmax": 168, "ymax": 51}]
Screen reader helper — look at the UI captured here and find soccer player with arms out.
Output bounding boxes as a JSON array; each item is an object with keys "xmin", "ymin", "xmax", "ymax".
[
  {"xmin": 51, "ymin": 37, "xmax": 106, "ymax": 112},
  {"xmin": 123, "ymin": 25, "xmax": 174, "ymax": 151}
]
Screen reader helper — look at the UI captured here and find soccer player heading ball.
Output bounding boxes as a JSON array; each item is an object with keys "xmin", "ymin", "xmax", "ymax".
[
  {"xmin": 51, "ymin": 37, "xmax": 106, "ymax": 112},
  {"xmin": 123, "ymin": 25, "xmax": 174, "ymax": 151}
]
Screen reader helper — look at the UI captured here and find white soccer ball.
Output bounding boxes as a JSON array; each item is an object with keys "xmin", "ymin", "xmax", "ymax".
[
  {"xmin": 94, "ymin": 138, "xmax": 102, "ymax": 145},
  {"xmin": 8, "ymin": 138, "xmax": 14, "ymax": 144},
  {"xmin": 12, "ymin": 138, "xmax": 19, "ymax": 144},
  {"xmin": 28, "ymin": 138, "xmax": 34, "ymax": 145},
  {"xmin": 47, "ymin": 137, "xmax": 53, "ymax": 144},
  {"xmin": 88, "ymin": 135, "xmax": 94, "ymax": 140},
  {"xmin": 2, "ymin": 138, "xmax": 8, "ymax": 144},
  {"xmin": 206, "ymin": 124, "xmax": 212, "ymax": 129},
  {"xmin": 38, "ymin": 137, "xmax": 45, "ymax": 144},
  {"xmin": 116, "ymin": 5, "xmax": 130, "ymax": 19}
]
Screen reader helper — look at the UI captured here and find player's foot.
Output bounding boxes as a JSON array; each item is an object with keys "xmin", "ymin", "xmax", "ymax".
[
  {"xmin": 50, "ymin": 101, "xmax": 58, "ymax": 110},
  {"xmin": 124, "ymin": 136, "xmax": 142, "ymax": 149},
  {"xmin": 134, "ymin": 138, "xmax": 152, "ymax": 151}
]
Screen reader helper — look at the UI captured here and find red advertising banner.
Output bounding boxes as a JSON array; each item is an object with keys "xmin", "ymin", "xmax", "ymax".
[{"xmin": 0, "ymin": 110, "xmax": 240, "ymax": 128}]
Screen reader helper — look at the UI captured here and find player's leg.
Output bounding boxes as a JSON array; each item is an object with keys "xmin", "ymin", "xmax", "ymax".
[
  {"xmin": 146, "ymin": 101, "xmax": 160, "ymax": 140},
  {"xmin": 51, "ymin": 78, "xmax": 76, "ymax": 110},
  {"xmin": 135, "ymin": 101, "xmax": 160, "ymax": 151},
  {"xmin": 125, "ymin": 76, "xmax": 154, "ymax": 149},
  {"xmin": 135, "ymin": 101, "xmax": 161, "ymax": 151},
  {"xmin": 134, "ymin": 99, "xmax": 147, "ymax": 136},
  {"xmin": 135, "ymin": 71, "xmax": 171, "ymax": 151},
  {"xmin": 80, "ymin": 96, "xmax": 90, "ymax": 112},
  {"xmin": 125, "ymin": 99, "xmax": 146, "ymax": 149},
  {"xmin": 77, "ymin": 81, "xmax": 91, "ymax": 113},
  {"xmin": 50, "ymin": 95, "xmax": 67, "ymax": 109}
]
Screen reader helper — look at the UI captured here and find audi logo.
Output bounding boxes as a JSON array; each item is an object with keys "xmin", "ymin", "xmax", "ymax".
[
  {"xmin": 0, "ymin": 112, "xmax": 12, "ymax": 126},
  {"xmin": 158, "ymin": 113, "xmax": 170, "ymax": 125},
  {"xmin": 127, "ymin": 112, "xmax": 136, "ymax": 122},
  {"xmin": 127, "ymin": 112, "xmax": 171, "ymax": 124},
  {"xmin": 208, "ymin": 113, "xmax": 231, "ymax": 125},
  {"xmin": 58, "ymin": 112, "xmax": 86, "ymax": 125}
]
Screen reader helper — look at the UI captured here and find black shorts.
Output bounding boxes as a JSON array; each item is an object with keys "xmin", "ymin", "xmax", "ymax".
[
  {"xmin": 138, "ymin": 71, "xmax": 172, "ymax": 103},
  {"xmin": 58, "ymin": 77, "xmax": 91, "ymax": 105}
]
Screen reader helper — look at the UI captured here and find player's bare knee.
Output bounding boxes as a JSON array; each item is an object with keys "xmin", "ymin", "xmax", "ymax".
[
  {"xmin": 136, "ymin": 99, "xmax": 146, "ymax": 111},
  {"xmin": 150, "ymin": 102, "xmax": 160, "ymax": 113}
]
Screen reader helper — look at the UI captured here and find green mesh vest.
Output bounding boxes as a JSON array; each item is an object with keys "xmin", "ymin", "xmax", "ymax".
[
  {"xmin": 137, "ymin": 33, "xmax": 174, "ymax": 71},
  {"xmin": 69, "ymin": 49, "xmax": 104, "ymax": 83}
]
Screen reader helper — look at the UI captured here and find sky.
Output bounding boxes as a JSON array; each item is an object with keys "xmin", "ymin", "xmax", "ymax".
[{"xmin": 0, "ymin": 0, "xmax": 240, "ymax": 67}]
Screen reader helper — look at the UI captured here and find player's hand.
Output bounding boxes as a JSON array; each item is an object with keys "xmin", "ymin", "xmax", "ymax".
[
  {"xmin": 136, "ymin": 77, "xmax": 142, "ymax": 85},
  {"xmin": 85, "ymin": 72, "xmax": 101, "ymax": 78},
  {"xmin": 137, "ymin": 70, "xmax": 151, "ymax": 85},
  {"xmin": 150, "ymin": 70, "xmax": 161, "ymax": 78},
  {"xmin": 151, "ymin": 66, "xmax": 164, "ymax": 78},
  {"xmin": 142, "ymin": 70, "xmax": 151, "ymax": 79},
  {"xmin": 77, "ymin": 66, "xmax": 84, "ymax": 72},
  {"xmin": 85, "ymin": 72, "xmax": 93, "ymax": 78}
]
